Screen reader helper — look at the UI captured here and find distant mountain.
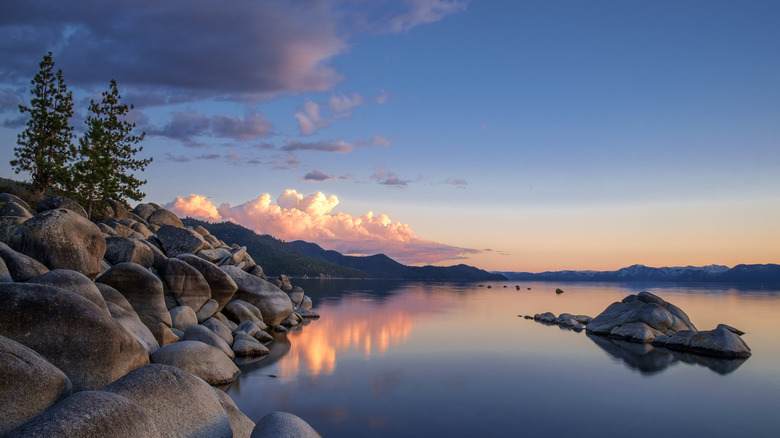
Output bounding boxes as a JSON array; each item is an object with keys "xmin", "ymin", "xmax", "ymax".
[
  {"xmin": 290, "ymin": 240, "xmax": 507, "ymax": 281},
  {"xmin": 183, "ymin": 218, "xmax": 506, "ymax": 281},
  {"xmin": 496, "ymin": 264, "xmax": 780, "ymax": 283}
]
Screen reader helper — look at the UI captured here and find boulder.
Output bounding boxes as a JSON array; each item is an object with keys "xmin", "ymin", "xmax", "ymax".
[
  {"xmin": 223, "ymin": 300, "xmax": 265, "ymax": 328},
  {"xmin": 108, "ymin": 199, "xmax": 131, "ymax": 220},
  {"xmin": 253, "ymin": 330, "xmax": 275, "ymax": 344},
  {"xmin": 0, "ymin": 257, "xmax": 10, "ymax": 283},
  {"xmin": 157, "ymin": 258, "xmax": 212, "ymax": 311},
  {"xmin": 251, "ymin": 412, "xmax": 321, "ymax": 438},
  {"xmin": 213, "ymin": 388, "xmax": 255, "ymax": 438},
  {"xmin": 653, "ymin": 324, "xmax": 752, "ymax": 357},
  {"xmin": 197, "ymin": 247, "xmax": 232, "ymax": 263},
  {"xmin": 27, "ymin": 269, "xmax": 108, "ymax": 313},
  {"xmin": 147, "ymin": 208, "xmax": 184, "ymax": 228},
  {"xmin": 202, "ymin": 317, "xmax": 234, "ymax": 346},
  {"xmin": 5, "ymin": 390, "xmax": 161, "ymax": 438},
  {"xmin": 132, "ymin": 222, "xmax": 155, "ymax": 238},
  {"xmin": 232, "ymin": 333, "xmax": 270, "ymax": 357},
  {"xmin": 0, "ymin": 241, "xmax": 49, "ymax": 281},
  {"xmin": 204, "ymin": 234, "xmax": 222, "ymax": 247},
  {"xmin": 178, "ymin": 253, "xmax": 238, "ymax": 310},
  {"xmin": 299, "ymin": 296, "xmax": 313, "ymax": 312},
  {"xmin": 156, "ymin": 225, "xmax": 210, "ymax": 257},
  {"xmin": 150, "ymin": 341, "xmax": 240, "ymax": 385},
  {"xmin": 138, "ymin": 238, "xmax": 168, "ymax": 269},
  {"xmin": 183, "ymin": 324, "xmax": 235, "ymax": 359},
  {"xmin": 0, "ymin": 216, "xmax": 26, "ymax": 243},
  {"xmin": 221, "ymin": 265, "xmax": 293, "ymax": 327},
  {"xmin": 235, "ymin": 320, "xmax": 261, "ymax": 337},
  {"xmin": 7, "ymin": 209, "xmax": 106, "ymax": 279},
  {"xmin": 96, "ymin": 262, "xmax": 178, "ymax": 346},
  {"xmin": 104, "ymin": 236, "xmax": 155, "ymax": 268},
  {"xmin": 0, "ymin": 335, "xmax": 72, "ymax": 435},
  {"xmin": 0, "ymin": 193, "xmax": 31, "ymax": 211},
  {"xmin": 0, "ymin": 201, "xmax": 33, "ymax": 219},
  {"xmin": 197, "ymin": 298, "xmax": 219, "ymax": 323},
  {"xmin": 277, "ymin": 274, "xmax": 293, "ymax": 292},
  {"xmin": 107, "ymin": 301, "xmax": 159, "ymax": 354},
  {"xmin": 104, "ymin": 364, "xmax": 233, "ymax": 438},
  {"xmin": 132, "ymin": 203, "xmax": 158, "ymax": 222},
  {"xmin": 169, "ymin": 305, "xmax": 199, "ymax": 331},
  {"xmin": 248, "ymin": 264, "xmax": 266, "ymax": 279},
  {"xmin": 586, "ymin": 292, "xmax": 697, "ymax": 342},
  {"xmin": 35, "ymin": 196, "xmax": 88, "ymax": 218},
  {"xmin": 288, "ymin": 286, "xmax": 304, "ymax": 307},
  {"xmin": 96, "ymin": 282, "xmax": 134, "ymax": 313},
  {"xmin": 99, "ymin": 222, "xmax": 119, "ymax": 236},
  {"xmin": 0, "ymin": 283, "xmax": 149, "ymax": 391}
]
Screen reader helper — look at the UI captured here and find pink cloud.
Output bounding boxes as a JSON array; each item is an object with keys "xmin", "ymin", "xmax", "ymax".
[{"xmin": 164, "ymin": 190, "xmax": 478, "ymax": 265}]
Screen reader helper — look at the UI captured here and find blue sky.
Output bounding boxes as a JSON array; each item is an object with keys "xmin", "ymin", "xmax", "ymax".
[{"xmin": 1, "ymin": 1, "xmax": 779, "ymax": 271}]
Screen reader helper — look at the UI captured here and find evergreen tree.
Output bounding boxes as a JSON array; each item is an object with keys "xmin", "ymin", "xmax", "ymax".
[
  {"xmin": 70, "ymin": 79, "xmax": 152, "ymax": 218},
  {"xmin": 11, "ymin": 52, "xmax": 75, "ymax": 198}
]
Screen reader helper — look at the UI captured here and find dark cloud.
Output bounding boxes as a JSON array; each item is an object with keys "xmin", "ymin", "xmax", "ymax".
[
  {"xmin": 281, "ymin": 139, "xmax": 354, "ymax": 153},
  {"xmin": 371, "ymin": 166, "xmax": 411, "ymax": 187},
  {"xmin": 0, "ymin": 1, "xmax": 467, "ymax": 103},
  {"xmin": 164, "ymin": 154, "xmax": 191, "ymax": 163},
  {"xmin": 211, "ymin": 111, "xmax": 273, "ymax": 140},
  {"xmin": 147, "ymin": 110, "xmax": 210, "ymax": 147},
  {"xmin": 304, "ymin": 169, "xmax": 333, "ymax": 182}
]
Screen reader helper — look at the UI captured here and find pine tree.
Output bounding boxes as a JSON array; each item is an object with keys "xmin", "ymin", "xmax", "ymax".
[
  {"xmin": 11, "ymin": 52, "xmax": 75, "ymax": 198},
  {"xmin": 70, "ymin": 79, "xmax": 152, "ymax": 218}
]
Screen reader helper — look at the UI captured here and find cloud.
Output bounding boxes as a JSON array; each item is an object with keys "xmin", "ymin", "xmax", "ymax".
[
  {"xmin": 295, "ymin": 93, "xmax": 364, "ymax": 135},
  {"xmin": 371, "ymin": 166, "xmax": 412, "ymax": 188},
  {"xmin": 164, "ymin": 190, "xmax": 479, "ymax": 265},
  {"xmin": 304, "ymin": 169, "xmax": 355, "ymax": 182},
  {"xmin": 282, "ymin": 139, "xmax": 354, "ymax": 153},
  {"xmin": 0, "ymin": 1, "xmax": 466, "ymax": 104},
  {"xmin": 147, "ymin": 109, "xmax": 273, "ymax": 146},
  {"xmin": 445, "ymin": 177, "xmax": 468, "ymax": 188},
  {"xmin": 304, "ymin": 169, "xmax": 334, "ymax": 182},
  {"xmin": 376, "ymin": 90, "xmax": 390, "ymax": 104},
  {"xmin": 357, "ymin": 136, "xmax": 391, "ymax": 147},
  {"xmin": 211, "ymin": 111, "xmax": 274, "ymax": 141}
]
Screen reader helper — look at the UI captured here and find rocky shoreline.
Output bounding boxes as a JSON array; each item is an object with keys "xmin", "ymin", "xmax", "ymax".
[{"xmin": 0, "ymin": 193, "xmax": 322, "ymax": 437}]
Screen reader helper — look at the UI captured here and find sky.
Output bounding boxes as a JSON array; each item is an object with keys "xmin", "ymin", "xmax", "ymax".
[{"xmin": 1, "ymin": 0, "xmax": 779, "ymax": 272}]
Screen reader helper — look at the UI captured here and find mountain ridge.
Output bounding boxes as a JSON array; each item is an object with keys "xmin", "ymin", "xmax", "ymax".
[{"xmin": 496, "ymin": 263, "xmax": 780, "ymax": 283}]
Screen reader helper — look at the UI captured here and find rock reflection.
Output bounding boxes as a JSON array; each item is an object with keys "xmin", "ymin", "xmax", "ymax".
[{"xmin": 587, "ymin": 333, "xmax": 748, "ymax": 375}]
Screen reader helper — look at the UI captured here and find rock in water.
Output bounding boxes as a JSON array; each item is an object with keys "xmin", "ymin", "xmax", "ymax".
[
  {"xmin": 7, "ymin": 209, "xmax": 106, "ymax": 279},
  {"xmin": 150, "ymin": 340, "xmax": 241, "ymax": 385},
  {"xmin": 4, "ymin": 390, "xmax": 161, "ymax": 438},
  {"xmin": 104, "ymin": 364, "xmax": 233, "ymax": 438},
  {"xmin": 0, "ymin": 335, "xmax": 73, "ymax": 435},
  {"xmin": 586, "ymin": 291, "xmax": 696, "ymax": 341},
  {"xmin": 221, "ymin": 265, "xmax": 293, "ymax": 327},
  {"xmin": 97, "ymin": 262, "xmax": 178, "ymax": 346},
  {"xmin": 251, "ymin": 411, "xmax": 322, "ymax": 438},
  {"xmin": 0, "ymin": 283, "xmax": 149, "ymax": 392}
]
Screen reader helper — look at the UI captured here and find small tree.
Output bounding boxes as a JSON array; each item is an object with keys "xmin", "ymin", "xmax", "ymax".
[
  {"xmin": 11, "ymin": 52, "xmax": 75, "ymax": 198},
  {"xmin": 70, "ymin": 79, "xmax": 152, "ymax": 218}
]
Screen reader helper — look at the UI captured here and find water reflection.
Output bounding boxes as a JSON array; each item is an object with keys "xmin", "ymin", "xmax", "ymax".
[{"xmin": 586, "ymin": 333, "xmax": 748, "ymax": 375}]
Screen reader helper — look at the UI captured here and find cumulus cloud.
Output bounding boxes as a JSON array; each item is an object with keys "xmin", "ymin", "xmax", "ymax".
[
  {"xmin": 0, "ymin": 1, "xmax": 466, "ymax": 104},
  {"xmin": 164, "ymin": 190, "xmax": 478, "ymax": 265},
  {"xmin": 282, "ymin": 139, "xmax": 354, "ymax": 153},
  {"xmin": 328, "ymin": 93, "xmax": 364, "ymax": 113}
]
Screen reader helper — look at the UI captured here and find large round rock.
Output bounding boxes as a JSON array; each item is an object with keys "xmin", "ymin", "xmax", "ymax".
[
  {"xmin": 104, "ymin": 237, "xmax": 154, "ymax": 268},
  {"xmin": 0, "ymin": 336, "xmax": 73, "ymax": 435},
  {"xmin": 5, "ymin": 391, "xmax": 161, "ymax": 438},
  {"xmin": 7, "ymin": 209, "xmax": 106, "ymax": 279},
  {"xmin": 147, "ymin": 208, "xmax": 184, "ymax": 228},
  {"xmin": 251, "ymin": 412, "xmax": 321, "ymax": 438},
  {"xmin": 157, "ymin": 258, "xmax": 212, "ymax": 311},
  {"xmin": 150, "ymin": 340, "xmax": 239, "ymax": 385},
  {"xmin": 0, "ymin": 283, "xmax": 149, "ymax": 392},
  {"xmin": 27, "ymin": 269, "xmax": 108, "ymax": 312},
  {"xmin": 0, "ymin": 241, "xmax": 49, "ymax": 282},
  {"xmin": 97, "ymin": 262, "xmax": 178, "ymax": 346},
  {"xmin": 221, "ymin": 265, "xmax": 293, "ymax": 327},
  {"xmin": 178, "ymin": 254, "xmax": 238, "ymax": 311},
  {"xmin": 105, "ymin": 364, "xmax": 233, "ymax": 438},
  {"xmin": 155, "ymin": 225, "xmax": 210, "ymax": 257}
]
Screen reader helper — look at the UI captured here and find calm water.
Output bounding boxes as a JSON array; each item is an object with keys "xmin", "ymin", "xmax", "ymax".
[{"xmin": 226, "ymin": 280, "xmax": 780, "ymax": 437}]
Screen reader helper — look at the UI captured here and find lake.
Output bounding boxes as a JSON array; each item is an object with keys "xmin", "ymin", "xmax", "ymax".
[{"xmin": 226, "ymin": 280, "xmax": 780, "ymax": 437}]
